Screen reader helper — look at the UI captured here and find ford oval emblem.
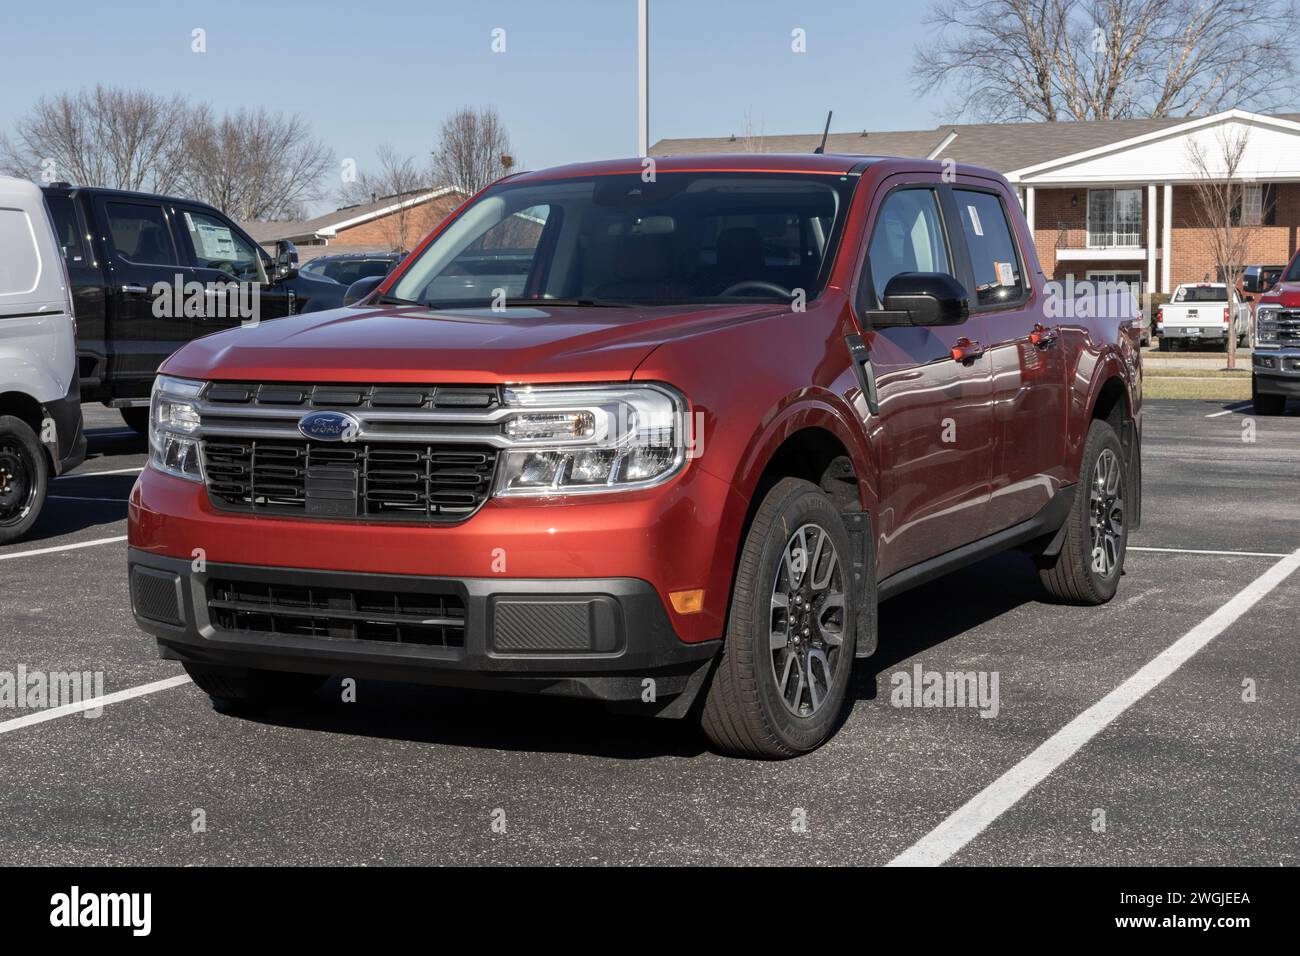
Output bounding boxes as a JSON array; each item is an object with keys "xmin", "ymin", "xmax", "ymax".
[{"xmin": 298, "ymin": 410, "xmax": 360, "ymax": 442}]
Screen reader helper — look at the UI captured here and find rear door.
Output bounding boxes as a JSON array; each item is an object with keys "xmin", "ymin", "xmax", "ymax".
[
  {"xmin": 92, "ymin": 195, "xmax": 187, "ymax": 397},
  {"xmin": 43, "ymin": 192, "xmax": 108, "ymax": 395},
  {"xmin": 853, "ymin": 179, "xmax": 995, "ymax": 578},
  {"xmin": 948, "ymin": 183, "xmax": 1068, "ymax": 533}
]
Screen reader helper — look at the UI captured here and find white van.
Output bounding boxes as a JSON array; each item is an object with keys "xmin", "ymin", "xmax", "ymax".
[{"xmin": 0, "ymin": 176, "xmax": 85, "ymax": 543}]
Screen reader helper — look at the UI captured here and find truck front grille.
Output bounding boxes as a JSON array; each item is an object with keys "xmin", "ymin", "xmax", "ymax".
[
  {"xmin": 208, "ymin": 578, "xmax": 466, "ymax": 647},
  {"xmin": 1275, "ymin": 310, "xmax": 1300, "ymax": 346},
  {"xmin": 201, "ymin": 440, "xmax": 498, "ymax": 521},
  {"xmin": 194, "ymin": 382, "xmax": 504, "ymax": 523}
]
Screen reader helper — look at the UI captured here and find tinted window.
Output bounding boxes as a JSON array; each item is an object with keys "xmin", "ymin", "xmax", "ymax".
[
  {"xmin": 0, "ymin": 208, "xmax": 41, "ymax": 295},
  {"xmin": 105, "ymin": 202, "xmax": 178, "ymax": 266},
  {"xmin": 867, "ymin": 188, "xmax": 952, "ymax": 304},
  {"xmin": 955, "ymin": 190, "xmax": 1024, "ymax": 307},
  {"xmin": 182, "ymin": 209, "xmax": 261, "ymax": 281},
  {"xmin": 314, "ymin": 259, "xmax": 394, "ymax": 286},
  {"xmin": 1173, "ymin": 285, "xmax": 1228, "ymax": 303},
  {"xmin": 44, "ymin": 195, "xmax": 87, "ymax": 265},
  {"xmin": 390, "ymin": 173, "xmax": 854, "ymax": 308}
]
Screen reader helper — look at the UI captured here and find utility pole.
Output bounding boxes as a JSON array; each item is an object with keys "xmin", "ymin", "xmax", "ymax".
[{"xmin": 638, "ymin": 0, "xmax": 650, "ymax": 156}]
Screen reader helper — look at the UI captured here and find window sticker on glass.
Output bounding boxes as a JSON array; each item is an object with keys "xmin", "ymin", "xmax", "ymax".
[
  {"xmin": 194, "ymin": 222, "xmax": 237, "ymax": 260},
  {"xmin": 995, "ymin": 261, "xmax": 1016, "ymax": 286},
  {"xmin": 967, "ymin": 204, "xmax": 984, "ymax": 236}
]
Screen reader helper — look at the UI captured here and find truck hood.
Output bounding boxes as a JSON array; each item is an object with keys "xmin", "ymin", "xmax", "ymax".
[
  {"xmin": 1256, "ymin": 281, "xmax": 1300, "ymax": 308},
  {"xmin": 161, "ymin": 301, "xmax": 787, "ymax": 384}
]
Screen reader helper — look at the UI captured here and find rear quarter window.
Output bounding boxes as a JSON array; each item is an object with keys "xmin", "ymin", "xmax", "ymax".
[{"xmin": 0, "ymin": 207, "xmax": 42, "ymax": 296}]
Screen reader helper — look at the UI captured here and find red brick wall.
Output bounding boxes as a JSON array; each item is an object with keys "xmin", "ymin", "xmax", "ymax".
[
  {"xmin": 1028, "ymin": 184, "xmax": 1300, "ymax": 290},
  {"xmin": 331, "ymin": 194, "xmax": 463, "ymax": 251}
]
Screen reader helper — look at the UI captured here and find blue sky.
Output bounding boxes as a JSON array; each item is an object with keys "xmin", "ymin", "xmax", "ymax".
[{"xmin": 0, "ymin": 0, "xmax": 945, "ymax": 210}]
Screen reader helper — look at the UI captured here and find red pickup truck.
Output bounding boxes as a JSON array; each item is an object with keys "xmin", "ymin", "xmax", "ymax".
[
  {"xmin": 128, "ymin": 154, "xmax": 1142, "ymax": 758},
  {"xmin": 1245, "ymin": 258, "xmax": 1300, "ymax": 415}
]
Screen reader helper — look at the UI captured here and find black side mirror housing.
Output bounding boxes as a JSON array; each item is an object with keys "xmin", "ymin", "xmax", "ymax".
[
  {"xmin": 880, "ymin": 272, "xmax": 970, "ymax": 326},
  {"xmin": 274, "ymin": 240, "xmax": 299, "ymax": 281},
  {"xmin": 1242, "ymin": 266, "xmax": 1262, "ymax": 294},
  {"xmin": 343, "ymin": 275, "xmax": 384, "ymax": 306}
]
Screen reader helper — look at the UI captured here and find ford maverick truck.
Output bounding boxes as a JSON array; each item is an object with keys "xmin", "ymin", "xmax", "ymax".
[{"xmin": 128, "ymin": 154, "xmax": 1142, "ymax": 757}]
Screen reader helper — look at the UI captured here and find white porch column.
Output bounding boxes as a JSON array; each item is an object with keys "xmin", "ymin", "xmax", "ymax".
[
  {"xmin": 1161, "ymin": 183, "xmax": 1173, "ymax": 293},
  {"xmin": 1146, "ymin": 183, "xmax": 1157, "ymax": 300},
  {"xmin": 1025, "ymin": 187, "xmax": 1035, "ymax": 233}
]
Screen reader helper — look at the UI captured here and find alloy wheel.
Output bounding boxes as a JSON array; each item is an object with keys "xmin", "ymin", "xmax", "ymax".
[
  {"xmin": 769, "ymin": 523, "xmax": 846, "ymax": 717},
  {"xmin": 1089, "ymin": 448, "xmax": 1125, "ymax": 577}
]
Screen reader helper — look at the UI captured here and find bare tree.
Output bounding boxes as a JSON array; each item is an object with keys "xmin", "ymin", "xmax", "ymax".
[
  {"xmin": 0, "ymin": 85, "xmax": 192, "ymax": 192},
  {"xmin": 915, "ymin": 0, "xmax": 1298, "ymax": 122},
  {"xmin": 336, "ymin": 144, "xmax": 434, "ymax": 251},
  {"xmin": 179, "ymin": 107, "xmax": 333, "ymax": 222},
  {"xmin": 738, "ymin": 110, "xmax": 766, "ymax": 153},
  {"xmin": 1186, "ymin": 127, "xmax": 1259, "ymax": 370},
  {"xmin": 430, "ymin": 106, "xmax": 516, "ymax": 196}
]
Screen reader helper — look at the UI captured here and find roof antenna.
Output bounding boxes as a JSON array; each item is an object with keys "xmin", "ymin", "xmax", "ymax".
[{"xmin": 813, "ymin": 110, "xmax": 833, "ymax": 154}]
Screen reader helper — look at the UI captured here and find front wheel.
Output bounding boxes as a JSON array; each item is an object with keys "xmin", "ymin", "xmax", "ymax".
[
  {"xmin": 0, "ymin": 416, "xmax": 49, "ymax": 545},
  {"xmin": 120, "ymin": 407, "xmax": 150, "ymax": 435},
  {"xmin": 701, "ymin": 478, "xmax": 857, "ymax": 758},
  {"xmin": 1037, "ymin": 420, "xmax": 1128, "ymax": 605}
]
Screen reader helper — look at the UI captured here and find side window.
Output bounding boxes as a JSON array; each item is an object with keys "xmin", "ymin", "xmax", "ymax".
[
  {"xmin": 182, "ymin": 209, "xmax": 262, "ymax": 281},
  {"xmin": 44, "ymin": 195, "xmax": 87, "ymax": 265},
  {"xmin": 954, "ymin": 190, "xmax": 1025, "ymax": 307},
  {"xmin": 104, "ymin": 201, "xmax": 178, "ymax": 266},
  {"xmin": 0, "ymin": 208, "xmax": 41, "ymax": 295},
  {"xmin": 866, "ymin": 188, "xmax": 952, "ymax": 305},
  {"xmin": 428, "ymin": 205, "xmax": 551, "ymax": 300}
]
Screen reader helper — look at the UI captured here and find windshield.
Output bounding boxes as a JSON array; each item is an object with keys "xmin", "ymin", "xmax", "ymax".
[
  {"xmin": 389, "ymin": 171, "xmax": 857, "ymax": 308},
  {"xmin": 1173, "ymin": 285, "xmax": 1229, "ymax": 303}
]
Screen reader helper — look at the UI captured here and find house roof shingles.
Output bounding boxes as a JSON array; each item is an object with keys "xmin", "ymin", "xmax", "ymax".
[{"xmin": 650, "ymin": 113, "xmax": 1300, "ymax": 174}]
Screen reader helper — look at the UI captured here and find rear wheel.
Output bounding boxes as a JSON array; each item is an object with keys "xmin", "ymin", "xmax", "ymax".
[
  {"xmin": 0, "ymin": 416, "xmax": 48, "ymax": 545},
  {"xmin": 1038, "ymin": 420, "xmax": 1128, "ymax": 605},
  {"xmin": 120, "ymin": 407, "xmax": 150, "ymax": 435},
  {"xmin": 701, "ymin": 478, "xmax": 857, "ymax": 759},
  {"xmin": 1252, "ymin": 377, "xmax": 1287, "ymax": 416},
  {"xmin": 183, "ymin": 663, "xmax": 326, "ymax": 710}
]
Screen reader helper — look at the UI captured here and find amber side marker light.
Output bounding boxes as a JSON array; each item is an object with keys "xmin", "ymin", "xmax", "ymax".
[{"xmin": 669, "ymin": 589, "xmax": 705, "ymax": 614}]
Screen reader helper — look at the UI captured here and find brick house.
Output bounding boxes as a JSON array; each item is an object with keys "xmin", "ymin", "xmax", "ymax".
[
  {"xmin": 244, "ymin": 186, "xmax": 463, "ymax": 262},
  {"xmin": 652, "ymin": 109, "xmax": 1300, "ymax": 302}
]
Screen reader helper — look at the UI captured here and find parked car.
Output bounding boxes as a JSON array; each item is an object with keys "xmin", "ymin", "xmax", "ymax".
[
  {"xmin": 127, "ymin": 154, "xmax": 1142, "ymax": 757},
  {"xmin": 0, "ymin": 177, "xmax": 86, "ymax": 543},
  {"xmin": 1156, "ymin": 282, "xmax": 1251, "ymax": 350},
  {"xmin": 1245, "ymin": 257, "xmax": 1300, "ymax": 414},
  {"xmin": 40, "ymin": 184, "xmax": 348, "ymax": 434},
  {"xmin": 300, "ymin": 252, "xmax": 404, "ymax": 287}
]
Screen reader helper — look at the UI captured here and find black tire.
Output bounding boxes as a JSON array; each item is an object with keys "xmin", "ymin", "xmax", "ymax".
[
  {"xmin": 1252, "ymin": 377, "xmax": 1287, "ymax": 416},
  {"xmin": 120, "ymin": 407, "xmax": 150, "ymax": 435},
  {"xmin": 183, "ymin": 662, "xmax": 326, "ymax": 710},
  {"xmin": 701, "ymin": 477, "xmax": 857, "ymax": 759},
  {"xmin": 0, "ymin": 415, "xmax": 49, "ymax": 545},
  {"xmin": 1038, "ymin": 420, "xmax": 1128, "ymax": 605}
]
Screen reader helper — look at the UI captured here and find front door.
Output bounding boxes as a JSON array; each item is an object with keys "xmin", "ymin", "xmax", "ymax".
[{"xmin": 853, "ymin": 182, "xmax": 995, "ymax": 579}]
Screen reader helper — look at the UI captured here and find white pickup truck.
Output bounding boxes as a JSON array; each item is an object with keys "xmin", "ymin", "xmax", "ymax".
[{"xmin": 1156, "ymin": 282, "xmax": 1251, "ymax": 350}]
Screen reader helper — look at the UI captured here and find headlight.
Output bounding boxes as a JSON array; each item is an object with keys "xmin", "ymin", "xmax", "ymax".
[
  {"xmin": 149, "ymin": 375, "xmax": 204, "ymax": 482},
  {"xmin": 1255, "ymin": 306, "xmax": 1279, "ymax": 345},
  {"xmin": 494, "ymin": 384, "xmax": 689, "ymax": 496}
]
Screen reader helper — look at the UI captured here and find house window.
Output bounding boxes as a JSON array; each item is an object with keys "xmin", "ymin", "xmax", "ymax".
[
  {"xmin": 1087, "ymin": 188, "xmax": 1143, "ymax": 248},
  {"xmin": 1234, "ymin": 184, "xmax": 1276, "ymax": 227}
]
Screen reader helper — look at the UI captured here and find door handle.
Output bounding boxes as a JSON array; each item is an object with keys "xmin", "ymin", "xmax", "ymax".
[
  {"xmin": 120, "ymin": 284, "xmax": 149, "ymax": 295},
  {"xmin": 1030, "ymin": 323, "xmax": 1059, "ymax": 347},
  {"xmin": 950, "ymin": 337, "xmax": 985, "ymax": 363}
]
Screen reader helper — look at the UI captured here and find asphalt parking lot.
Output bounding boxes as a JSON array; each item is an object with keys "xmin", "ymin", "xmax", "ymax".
[{"xmin": 1, "ymin": 399, "xmax": 1296, "ymax": 866}]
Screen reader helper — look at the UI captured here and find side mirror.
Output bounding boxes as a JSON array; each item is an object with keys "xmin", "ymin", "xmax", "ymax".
[
  {"xmin": 343, "ymin": 275, "xmax": 383, "ymax": 306},
  {"xmin": 880, "ymin": 272, "xmax": 970, "ymax": 326},
  {"xmin": 274, "ymin": 240, "xmax": 299, "ymax": 281},
  {"xmin": 1242, "ymin": 266, "xmax": 1262, "ymax": 294}
]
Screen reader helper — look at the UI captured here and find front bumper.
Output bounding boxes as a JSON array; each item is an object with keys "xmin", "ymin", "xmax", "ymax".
[
  {"xmin": 1252, "ymin": 349, "xmax": 1300, "ymax": 395},
  {"xmin": 129, "ymin": 548, "xmax": 719, "ymax": 714}
]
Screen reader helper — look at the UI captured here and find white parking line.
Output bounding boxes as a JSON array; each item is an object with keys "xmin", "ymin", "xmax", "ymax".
[
  {"xmin": 888, "ymin": 546, "xmax": 1300, "ymax": 867},
  {"xmin": 0, "ymin": 535, "xmax": 128, "ymax": 561},
  {"xmin": 1130, "ymin": 545, "xmax": 1289, "ymax": 558},
  {"xmin": 1205, "ymin": 402, "xmax": 1252, "ymax": 418},
  {"xmin": 0, "ymin": 675, "xmax": 191, "ymax": 736},
  {"xmin": 54, "ymin": 466, "xmax": 143, "ymax": 479}
]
